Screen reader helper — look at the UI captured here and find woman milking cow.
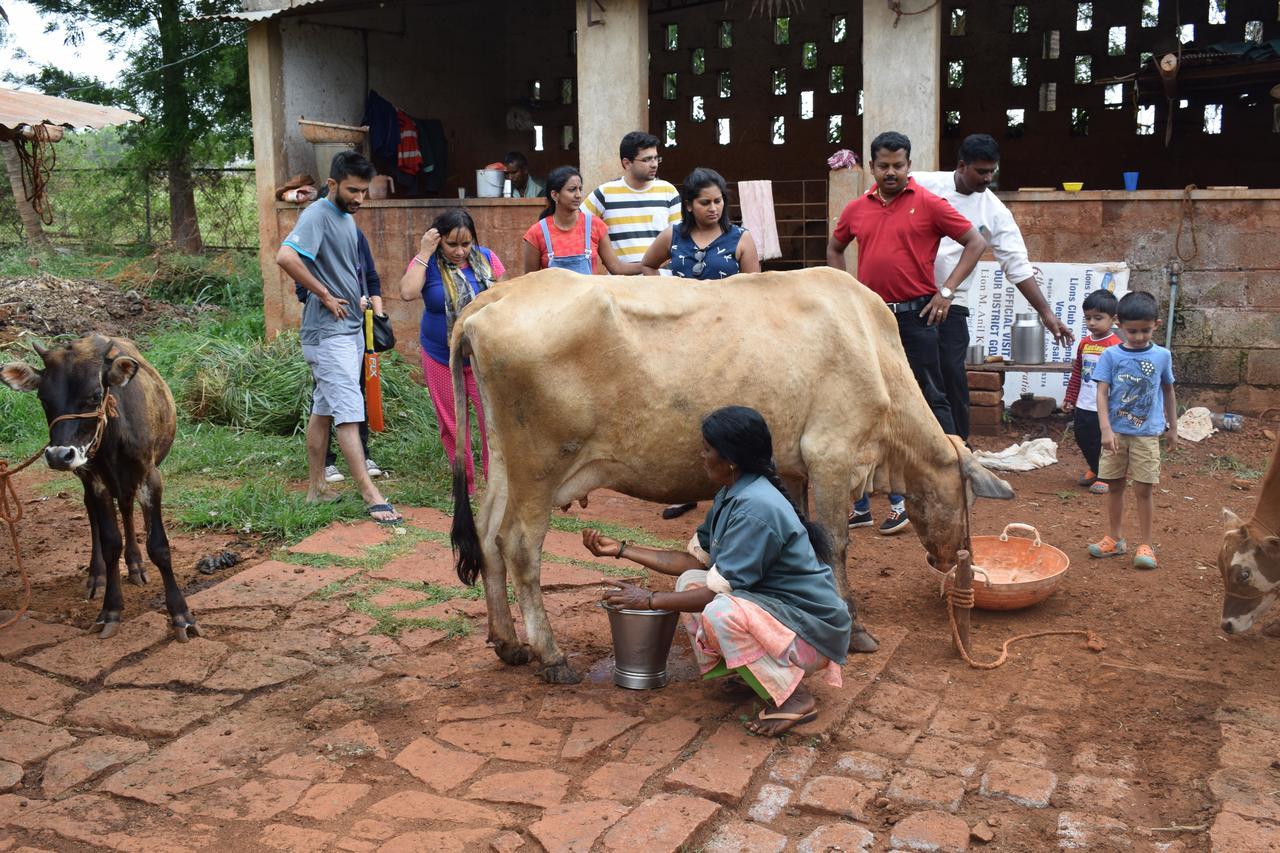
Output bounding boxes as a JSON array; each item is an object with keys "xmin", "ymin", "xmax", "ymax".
[{"xmin": 583, "ymin": 406, "xmax": 851, "ymax": 737}]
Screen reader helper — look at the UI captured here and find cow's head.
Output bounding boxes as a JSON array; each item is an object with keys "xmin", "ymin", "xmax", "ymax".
[
  {"xmin": 1218, "ymin": 508, "xmax": 1280, "ymax": 635},
  {"xmin": 911, "ymin": 436, "xmax": 1016, "ymax": 573},
  {"xmin": 2, "ymin": 335, "xmax": 137, "ymax": 471}
]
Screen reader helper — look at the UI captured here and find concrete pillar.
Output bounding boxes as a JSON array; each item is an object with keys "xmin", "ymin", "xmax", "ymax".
[
  {"xmin": 576, "ymin": 0, "xmax": 648, "ymax": 190},
  {"xmin": 861, "ymin": 2, "xmax": 942, "ymax": 170},
  {"xmin": 247, "ymin": 20, "xmax": 287, "ymax": 338}
]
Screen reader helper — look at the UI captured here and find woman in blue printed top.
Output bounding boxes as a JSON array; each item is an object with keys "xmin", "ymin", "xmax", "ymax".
[
  {"xmin": 399, "ymin": 209, "xmax": 506, "ymax": 493},
  {"xmin": 640, "ymin": 167, "xmax": 761, "ymax": 278}
]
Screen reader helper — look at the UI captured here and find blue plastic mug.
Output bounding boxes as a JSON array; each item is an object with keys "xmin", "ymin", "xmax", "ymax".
[{"xmin": 1123, "ymin": 171, "xmax": 1139, "ymax": 191}]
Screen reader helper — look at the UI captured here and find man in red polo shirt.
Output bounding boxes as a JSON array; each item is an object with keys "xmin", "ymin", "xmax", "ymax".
[{"xmin": 826, "ymin": 131, "xmax": 987, "ymax": 534}]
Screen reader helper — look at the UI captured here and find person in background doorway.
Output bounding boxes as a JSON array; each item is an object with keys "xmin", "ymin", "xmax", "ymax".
[
  {"xmin": 640, "ymin": 167, "xmax": 761, "ymax": 278},
  {"xmin": 503, "ymin": 152, "xmax": 545, "ymax": 198},
  {"xmin": 1063, "ymin": 288, "xmax": 1122, "ymax": 494},
  {"xmin": 400, "ymin": 209, "xmax": 506, "ymax": 493},
  {"xmin": 276, "ymin": 150, "xmax": 400, "ymax": 524},
  {"xmin": 583, "ymin": 131, "xmax": 682, "ymax": 268},
  {"xmin": 910, "ymin": 133, "xmax": 1075, "ymax": 440},
  {"xmin": 826, "ymin": 131, "xmax": 986, "ymax": 535},
  {"xmin": 522, "ymin": 166, "xmax": 641, "ymax": 275},
  {"xmin": 293, "ymin": 225, "xmax": 386, "ymax": 484}
]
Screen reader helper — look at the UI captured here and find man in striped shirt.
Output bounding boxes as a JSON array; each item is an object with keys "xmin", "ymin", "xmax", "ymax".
[{"xmin": 584, "ymin": 131, "xmax": 682, "ymax": 267}]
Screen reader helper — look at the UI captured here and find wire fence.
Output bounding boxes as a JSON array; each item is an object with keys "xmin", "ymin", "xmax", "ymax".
[{"xmin": 0, "ymin": 166, "xmax": 259, "ymax": 251}]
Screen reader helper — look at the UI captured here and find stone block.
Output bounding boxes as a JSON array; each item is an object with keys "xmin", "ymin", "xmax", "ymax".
[
  {"xmin": 260, "ymin": 824, "xmax": 338, "ymax": 852},
  {"xmin": 1228, "ymin": 384, "xmax": 1280, "ymax": 415},
  {"xmin": 1169, "ymin": 307, "xmax": 1211, "ymax": 346},
  {"xmin": 310, "ymin": 720, "xmax": 386, "ymax": 760},
  {"xmin": 288, "ymin": 520, "xmax": 392, "ymax": 558},
  {"xmin": 926, "ymin": 706, "xmax": 1000, "ymax": 744},
  {"xmin": 797, "ymin": 775, "xmax": 876, "ymax": 820},
  {"xmin": 529, "ymin": 800, "xmax": 628, "ymax": 853},
  {"xmin": 379, "ymin": 830, "xmax": 499, "ymax": 852},
  {"xmin": 367, "ymin": 790, "xmax": 514, "ymax": 827},
  {"xmin": 996, "ymin": 738, "xmax": 1048, "ymax": 768},
  {"xmin": 436, "ymin": 719, "xmax": 562, "ymax": 763},
  {"xmin": 1211, "ymin": 767, "xmax": 1280, "ymax": 823},
  {"xmin": 1177, "ymin": 271, "xmax": 1247, "ymax": 308},
  {"xmin": 0, "ymin": 719, "xmax": 78, "ymax": 764},
  {"xmin": 1175, "ymin": 347, "xmax": 1245, "ymax": 385},
  {"xmin": 1207, "ymin": 308, "xmax": 1280, "ymax": 350},
  {"xmin": 979, "ymin": 760, "xmax": 1057, "ymax": 807},
  {"xmin": 704, "ymin": 821, "xmax": 787, "ymax": 853},
  {"xmin": 746, "ymin": 783, "xmax": 791, "ymax": 823},
  {"xmin": 768, "ymin": 745, "xmax": 818, "ymax": 785},
  {"xmin": 833, "ymin": 749, "xmax": 895, "ymax": 781},
  {"xmin": 186, "ymin": 560, "xmax": 363, "ymax": 610},
  {"xmin": 601, "ymin": 793, "xmax": 720, "ymax": 852},
  {"xmin": 1247, "ymin": 274, "xmax": 1280, "ymax": 310},
  {"xmin": 906, "ymin": 736, "xmax": 986, "ymax": 778},
  {"xmin": 562, "ymin": 715, "xmax": 644, "ymax": 759},
  {"xmin": 798, "ymin": 823, "xmax": 875, "ymax": 853},
  {"xmin": 0, "ymin": 760, "xmax": 20, "ymax": 792},
  {"xmin": 0, "ymin": 619, "xmax": 80, "ymax": 661},
  {"xmin": 21, "ymin": 612, "xmax": 168, "ymax": 682},
  {"xmin": 393, "ymin": 737, "xmax": 486, "ymax": 792},
  {"xmin": 292, "ymin": 782, "xmax": 370, "ymax": 820},
  {"xmin": 889, "ymin": 809, "xmax": 971, "ymax": 852},
  {"xmin": 863, "ymin": 681, "xmax": 942, "ymax": 728},
  {"xmin": 969, "ymin": 390, "xmax": 1004, "ymax": 406},
  {"xmin": 1248, "ymin": 350, "xmax": 1280, "ymax": 385},
  {"xmin": 967, "ymin": 370, "xmax": 1004, "ymax": 391},
  {"xmin": 886, "ymin": 768, "xmax": 966, "ymax": 812},
  {"xmin": 842, "ymin": 710, "xmax": 922, "ymax": 758},
  {"xmin": 40, "ymin": 735, "xmax": 148, "ymax": 796},
  {"xmin": 0, "ymin": 662, "xmax": 82, "ymax": 722},
  {"xmin": 467, "ymin": 768, "xmax": 569, "ymax": 808},
  {"xmin": 1210, "ymin": 809, "xmax": 1280, "ymax": 853},
  {"xmin": 1071, "ymin": 743, "xmax": 1136, "ymax": 776},
  {"xmin": 1056, "ymin": 811, "xmax": 1130, "ymax": 850},
  {"xmin": 969, "ymin": 406, "xmax": 1004, "ymax": 427},
  {"xmin": 664, "ymin": 723, "xmax": 775, "ymax": 806},
  {"xmin": 103, "ymin": 637, "xmax": 229, "ymax": 687},
  {"xmin": 1059, "ymin": 774, "xmax": 1134, "ymax": 814}
]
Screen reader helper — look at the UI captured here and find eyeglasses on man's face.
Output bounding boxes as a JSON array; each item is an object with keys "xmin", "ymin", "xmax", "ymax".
[{"xmin": 635, "ymin": 155, "xmax": 663, "ymax": 164}]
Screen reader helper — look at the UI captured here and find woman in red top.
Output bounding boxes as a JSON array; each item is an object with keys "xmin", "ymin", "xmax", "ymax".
[{"xmin": 522, "ymin": 166, "xmax": 641, "ymax": 276}]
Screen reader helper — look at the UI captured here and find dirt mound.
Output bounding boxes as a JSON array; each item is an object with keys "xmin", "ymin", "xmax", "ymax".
[{"xmin": 0, "ymin": 272, "xmax": 202, "ymax": 346}]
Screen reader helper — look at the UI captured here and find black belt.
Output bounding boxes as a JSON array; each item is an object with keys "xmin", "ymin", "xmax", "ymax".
[{"xmin": 885, "ymin": 295, "xmax": 931, "ymax": 314}]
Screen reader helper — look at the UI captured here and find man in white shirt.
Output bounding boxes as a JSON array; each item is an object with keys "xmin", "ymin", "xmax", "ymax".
[{"xmin": 911, "ymin": 134, "xmax": 1074, "ymax": 440}]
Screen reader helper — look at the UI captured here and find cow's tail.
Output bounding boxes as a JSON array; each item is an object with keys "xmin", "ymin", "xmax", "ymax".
[{"xmin": 449, "ymin": 326, "xmax": 483, "ymax": 587}]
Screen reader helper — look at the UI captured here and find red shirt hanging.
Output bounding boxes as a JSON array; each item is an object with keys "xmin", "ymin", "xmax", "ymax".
[{"xmin": 396, "ymin": 110, "xmax": 423, "ymax": 175}]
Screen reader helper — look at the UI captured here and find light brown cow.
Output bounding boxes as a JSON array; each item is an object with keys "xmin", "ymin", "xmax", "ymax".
[
  {"xmin": 449, "ymin": 268, "xmax": 1013, "ymax": 683},
  {"xmin": 1220, "ymin": 434, "xmax": 1280, "ymax": 635}
]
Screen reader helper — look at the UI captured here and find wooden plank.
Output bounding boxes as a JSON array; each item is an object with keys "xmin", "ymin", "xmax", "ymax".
[{"xmin": 248, "ymin": 21, "xmax": 287, "ymax": 339}]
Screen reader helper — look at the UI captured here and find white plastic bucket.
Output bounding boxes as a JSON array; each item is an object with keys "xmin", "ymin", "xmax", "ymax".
[{"xmin": 476, "ymin": 169, "xmax": 505, "ymax": 198}]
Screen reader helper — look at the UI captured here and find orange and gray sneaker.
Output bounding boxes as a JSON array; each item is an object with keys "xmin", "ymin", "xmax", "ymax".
[
  {"xmin": 1089, "ymin": 481, "xmax": 1110, "ymax": 494},
  {"xmin": 1133, "ymin": 544, "xmax": 1158, "ymax": 570},
  {"xmin": 1087, "ymin": 535, "xmax": 1127, "ymax": 558},
  {"xmin": 1078, "ymin": 470, "xmax": 1098, "ymax": 486}
]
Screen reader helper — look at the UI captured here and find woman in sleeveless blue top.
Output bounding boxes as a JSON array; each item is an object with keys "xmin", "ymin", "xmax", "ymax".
[
  {"xmin": 640, "ymin": 167, "xmax": 761, "ymax": 279},
  {"xmin": 521, "ymin": 166, "xmax": 641, "ymax": 276}
]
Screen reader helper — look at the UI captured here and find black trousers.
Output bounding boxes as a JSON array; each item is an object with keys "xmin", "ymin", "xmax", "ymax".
[
  {"xmin": 322, "ymin": 357, "xmax": 371, "ymax": 468},
  {"xmin": 938, "ymin": 306, "xmax": 971, "ymax": 440},
  {"xmin": 896, "ymin": 310, "xmax": 957, "ymax": 435},
  {"xmin": 1073, "ymin": 407, "xmax": 1102, "ymax": 474}
]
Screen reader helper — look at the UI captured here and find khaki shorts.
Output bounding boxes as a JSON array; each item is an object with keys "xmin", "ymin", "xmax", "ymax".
[{"xmin": 1098, "ymin": 434, "xmax": 1162, "ymax": 484}]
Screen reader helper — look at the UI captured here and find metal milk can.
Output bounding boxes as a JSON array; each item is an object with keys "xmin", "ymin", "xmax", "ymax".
[{"xmin": 1011, "ymin": 313, "xmax": 1046, "ymax": 365}]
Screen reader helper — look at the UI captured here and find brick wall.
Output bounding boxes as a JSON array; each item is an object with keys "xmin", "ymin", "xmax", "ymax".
[{"xmin": 1001, "ymin": 189, "xmax": 1280, "ymax": 414}]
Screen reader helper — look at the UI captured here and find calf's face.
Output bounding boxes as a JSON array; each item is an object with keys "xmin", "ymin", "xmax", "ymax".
[
  {"xmin": 1, "ymin": 340, "xmax": 138, "ymax": 471},
  {"xmin": 1219, "ymin": 508, "xmax": 1280, "ymax": 635}
]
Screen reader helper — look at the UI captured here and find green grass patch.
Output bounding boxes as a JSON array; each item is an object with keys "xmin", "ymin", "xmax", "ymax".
[{"xmin": 542, "ymin": 552, "xmax": 646, "ymax": 579}]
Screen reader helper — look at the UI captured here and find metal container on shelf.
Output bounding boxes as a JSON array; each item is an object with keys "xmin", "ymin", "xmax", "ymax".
[
  {"xmin": 966, "ymin": 344, "xmax": 986, "ymax": 365},
  {"xmin": 600, "ymin": 603, "xmax": 680, "ymax": 689},
  {"xmin": 1011, "ymin": 313, "xmax": 1046, "ymax": 365}
]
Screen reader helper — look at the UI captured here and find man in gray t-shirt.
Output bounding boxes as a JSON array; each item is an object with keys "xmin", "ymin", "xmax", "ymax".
[{"xmin": 276, "ymin": 150, "xmax": 400, "ymax": 524}]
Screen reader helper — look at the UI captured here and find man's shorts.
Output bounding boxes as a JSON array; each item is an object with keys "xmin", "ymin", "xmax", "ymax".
[
  {"xmin": 1098, "ymin": 433, "xmax": 1162, "ymax": 484},
  {"xmin": 301, "ymin": 333, "xmax": 364, "ymax": 425}
]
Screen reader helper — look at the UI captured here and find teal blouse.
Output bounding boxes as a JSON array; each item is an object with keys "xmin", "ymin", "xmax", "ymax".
[{"xmin": 695, "ymin": 473, "xmax": 852, "ymax": 663}]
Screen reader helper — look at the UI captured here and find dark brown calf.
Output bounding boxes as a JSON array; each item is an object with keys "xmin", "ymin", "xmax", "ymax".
[{"xmin": 2, "ymin": 335, "xmax": 199, "ymax": 640}]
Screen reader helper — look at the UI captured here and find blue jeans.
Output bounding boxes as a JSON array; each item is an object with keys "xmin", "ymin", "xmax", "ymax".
[{"xmin": 855, "ymin": 494, "xmax": 904, "ymax": 513}]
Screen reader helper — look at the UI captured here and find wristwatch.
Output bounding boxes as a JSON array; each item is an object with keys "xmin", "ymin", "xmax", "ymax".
[{"xmin": 938, "ymin": 286, "xmax": 955, "ymax": 300}]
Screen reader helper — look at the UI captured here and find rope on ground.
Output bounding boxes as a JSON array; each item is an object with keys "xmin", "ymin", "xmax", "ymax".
[
  {"xmin": 1175, "ymin": 183, "xmax": 1199, "ymax": 264},
  {"xmin": 946, "ymin": 582, "xmax": 1105, "ymax": 669}
]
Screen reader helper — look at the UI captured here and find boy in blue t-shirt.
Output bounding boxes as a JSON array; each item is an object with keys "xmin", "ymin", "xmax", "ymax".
[{"xmin": 1087, "ymin": 291, "xmax": 1178, "ymax": 570}]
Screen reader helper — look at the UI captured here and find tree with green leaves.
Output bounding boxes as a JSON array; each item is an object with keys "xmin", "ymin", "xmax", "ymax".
[{"xmin": 13, "ymin": 0, "xmax": 250, "ymax": 253}]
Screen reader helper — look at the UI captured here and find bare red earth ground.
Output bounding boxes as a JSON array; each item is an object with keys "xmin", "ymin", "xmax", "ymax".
[{"xmin": 0, "ymin": 418, "xmax": 1274, "ymax": 851}]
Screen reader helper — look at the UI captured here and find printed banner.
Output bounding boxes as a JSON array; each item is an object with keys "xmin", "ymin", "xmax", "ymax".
[{"xmin": 966, "ymin": 261, "xmax": 1130, "ymax": 406}]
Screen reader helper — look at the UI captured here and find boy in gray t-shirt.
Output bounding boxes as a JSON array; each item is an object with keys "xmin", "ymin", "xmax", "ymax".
[{"xmin": 276, "ymin": 150, "xmax": 400, "ymax": 524}]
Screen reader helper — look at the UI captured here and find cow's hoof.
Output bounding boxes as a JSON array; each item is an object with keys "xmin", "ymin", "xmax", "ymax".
[
  {"xmin": 84, "ymin": 574, "xmax": 105, "ymax": 600},
  {"xmin": 127, "ymin": 564, "xmax": 148, "ymax": 586},
  {"xmin": 540, "ymin": 662, "xmax": 583, "ymax": 685},
  {"xmin": 93, "ymin": 611, "xmax": 122, "ymax": 639},
  {"xmin": 171, "ymin": 613, "xmax": 200, "ymax": 642},
  {"xmin": 494, "ymin": 642, "xmax": 534, "ymax": 666},
  {"xmin": 849, "ymin": 626, "xmax": 879, "ymax": 654}
]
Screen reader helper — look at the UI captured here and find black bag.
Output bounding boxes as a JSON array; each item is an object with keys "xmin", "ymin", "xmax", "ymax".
[{"xmin": 370, "ymin": 310, "xmax": 396, "ymax": 353}]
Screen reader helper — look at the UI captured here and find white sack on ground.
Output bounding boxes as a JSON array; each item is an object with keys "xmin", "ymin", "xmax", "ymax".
[
  {"xmin": 973, "ymin": 437, "xmax": 1059, "ymax": 472},
  {"xmin": 1177, "ymin": 407, "xmax": 1215, "ymax": 443}
]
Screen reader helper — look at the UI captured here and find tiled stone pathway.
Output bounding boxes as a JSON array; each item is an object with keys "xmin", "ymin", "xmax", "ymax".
[{"xmin": 0, "ymin": 499, "xmax": 1268, "ymax": 850}]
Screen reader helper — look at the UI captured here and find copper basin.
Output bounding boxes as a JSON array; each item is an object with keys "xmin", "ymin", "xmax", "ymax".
[{"xmin": 941, "ymin": 523, "xmax": 1070, "ymax": 611}]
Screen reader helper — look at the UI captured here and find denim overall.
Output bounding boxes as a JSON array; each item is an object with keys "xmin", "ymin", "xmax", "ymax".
[{"xmin": 539, "ymin": 210, "xmax": 594, "ymax": 274}]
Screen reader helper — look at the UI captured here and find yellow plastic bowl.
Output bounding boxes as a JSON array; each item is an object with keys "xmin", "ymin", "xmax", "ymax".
[{"xmin": 1061, "ymin": 181, "xmax": 1084, "ymax": 192}]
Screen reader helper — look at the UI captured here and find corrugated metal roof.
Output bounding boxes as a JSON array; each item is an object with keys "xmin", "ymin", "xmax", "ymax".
[
  {"xmin": 190, "ymin": 0, "xmax": 330, "ymax": 22},
  {"xmin": 0, "ymin": 86, "xmax": 142, "ymax": 131}
]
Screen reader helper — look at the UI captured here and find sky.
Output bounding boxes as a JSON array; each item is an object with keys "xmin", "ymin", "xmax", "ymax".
[{"xmin": 1, "ymin": 0, "xmax": 132, "ymax": 89}]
